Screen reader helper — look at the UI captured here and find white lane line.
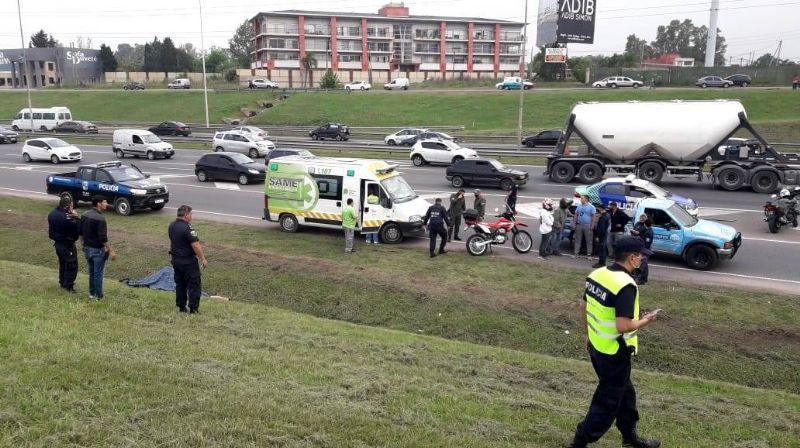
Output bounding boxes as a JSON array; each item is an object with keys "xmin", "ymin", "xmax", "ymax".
[
  {"xmin": 164, "ymin": 206, "xmax": 262, "ymax": 221},
  {"xmin": 214, "ymin": 182, "xmax": 241, "ymax": 190},
  {"xmin": 164, "ymin": 181, "xmax": 262, "ymax": 193},
  {"xmin": 745, "ymin": 236, "xmax": 800, "ymax": 245},
  {"xmin": 647, "ymin": 262, "xmax": 800, "ymax": 285},
  {"xmin": 0, "ymin": 187, "xmax": 47, "ymax": 196}
]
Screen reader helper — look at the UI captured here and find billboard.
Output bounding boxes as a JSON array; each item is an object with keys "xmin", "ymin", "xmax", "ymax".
[
  {"xmin": 545, "ymin": 47, "xmax": 568, "ymax": 63},
  {"xmin": 537, "ymin": 0, "xmax": 597, "ymax": 45}
]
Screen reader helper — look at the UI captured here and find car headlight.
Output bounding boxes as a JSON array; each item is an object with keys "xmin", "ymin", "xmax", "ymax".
[
  {"xmin": 248, "ymin": 169, "xmax": 259, "ymax": 174},
  {"xmin": 131, "ymin": 189, "xmax": 147, "ymax": 195},
  {"xmin": 409, "ymin": 215, "xmax": 422, "ymax": 223}
]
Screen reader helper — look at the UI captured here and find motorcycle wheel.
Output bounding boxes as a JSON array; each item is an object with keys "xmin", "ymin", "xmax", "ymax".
[
  {"xmin": 512, "ymin": 230, "xmax": 533, "ymax": 253},
  {"xmin": 466, "ymin": 234, "xmax": 489, "ymax": 256},
  {"xmin": 767, "ymin": 215, "xmax": 780, "ymax": 234}
]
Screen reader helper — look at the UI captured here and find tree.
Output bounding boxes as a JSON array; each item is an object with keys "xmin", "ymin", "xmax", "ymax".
[
  {"xmin": 301, "ymin": 53, "xmax": 318, "ymax": 87},
  {"xmin": 229, "ymin": 20, "xmax": 255, "ymax": 69},
  {"xmin": 204, "ymin": 48, "xmax": 231, "ymax": 73},
  {"xmin": 98, "ymin": 44, "xmax": 118, "ymax": 72},
  {"xmin": 115, "ymin": 43, "xmax": 145, "ymax": 71},
  {"xmin": 320, "ymin": 69, "xmax": 340, "ymax": 89},
  {"xmin": 143, "ymin": 37, "xmax": 163, "ymax": 72},
  {"xmin": 47, "ymin": 35, "xmax": 60, "ymax": 48},
  {"xmin": 176, "ymin": 44, "xmax": 197, "ymax": 72},
  {"xmin": 624, "ymin": 34, "xmax": 653, "ymax": 62},
  {"xmin": 752, "ymin": 53, "xmax": 798, "ymax": 68},
  {"xmin": 30, "ymin": 30, "xmax": 50, "ymax": 48},
  {"xmin": 645, "ymin": 19, "xmax": 727, "ymax": 66},
  {"xmin": 161, "ymin": 37, "xmax": 178, "ymax": 74}
]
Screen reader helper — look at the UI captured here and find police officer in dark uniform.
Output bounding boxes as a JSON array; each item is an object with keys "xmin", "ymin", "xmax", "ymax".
[
  {"xmin": 423, "ymin": 198, "xmax": 451, "ymax": 258},
  {"xmin": 168, "ymin": 205, "xmax": 208, "ymax": 313},
  {"xmin": 48, "ymin": 195, "xmax": 81, "ymax": 293}
]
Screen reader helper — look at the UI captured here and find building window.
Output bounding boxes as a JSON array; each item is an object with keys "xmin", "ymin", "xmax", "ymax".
[
  {"xmin": 337, "ymin": 26, "xmax": 361, "ymax": 37},
  {"xmin": 48, "ymin": 77, "xmax": 55, "ymax": 84},
  {"xmin": 415, "ymin": 28, "xmax": 439, "ymax": 39},
  {"xmin": 304, "ymin": 25, "xmax": 330, "ymax": 35},
  {"xmin": 446, "ymin": 43, "xmax": 467, "ymax": 54},
  {"xmin": 337, "ymin": 41, "xmax": 362, "ymax": 52},
  {"xmin": 263, "ymin": 24, "xmax": 298, "ymax": 34},
  {"xmin": 419, "ymin": 55, "xmax": 439, "ymax": 63},
  {"xmin": 268, "ymin": 38, "xmax": 298, "ymax": 49},
  {"xmin": 367, "ymin": 42, "xmax": 390, "ymax": 52},
  {"xmin": 367, "ymin": 27, "xmax": 390, "ymax": 37},
  {"xmin": 500, "ymin": 44, "xmax": 520, "ymax": 55},
  {"xmin": 474, "ymin": 29, "xmax": 494, "ymax": 40},
  {"xmin": 0, "ymin": 78, "xmax": 4, "ymax": 86},
  {"xmin": 450, "ymin": 56, "xmax": 467, "ymax": 64},
  {"xmin": 338, "ymin": 54, "xmax": 362, "ymax": 62},
  {"xmin": 268, "ymin": 52, "xmax": 299, "ymax": 61},
  {"xmin": 474, "ymin": 43, "xmax": 494, "ymax": 54},
  {"xmin": 415, "ymin": 42, "xmax": 440, "ymax": 53},
  {"xmin": 369, "ymin": 55, "xmax": 390, "ymax": 63},
  {"xmin": 306, "ymin": 39, "xmax": 330, "ymax": 51},
  {"xmin": 445, "ymin": 30, "xmax": 465, "ymax": 40}
]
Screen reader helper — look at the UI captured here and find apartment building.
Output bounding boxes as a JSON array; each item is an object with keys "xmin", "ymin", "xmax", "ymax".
[{"xmin": 248, "ymin": 2, "xmax": 525, "ymax": 87}]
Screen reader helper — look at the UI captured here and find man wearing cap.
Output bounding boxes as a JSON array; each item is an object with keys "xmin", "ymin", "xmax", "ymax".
[
  {"xmin": 447, "ymin": 188, "xmax": 466, "ymax": 241},
  {"xmin": 168, "ymin": 205, "xmax": 208, "ymax": 314},
  {"xmin": 473, "ymin": 189, "xmax": 486, "ymax": 221},
  {"xmin": 569, "ymin": 236, "xmax": 661, "ymax": 448}
]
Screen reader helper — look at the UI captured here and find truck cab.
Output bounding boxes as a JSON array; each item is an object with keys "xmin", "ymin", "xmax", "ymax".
[{"xmin": 635, "ymin": 198, "xmax": 741, "ymax": 270}]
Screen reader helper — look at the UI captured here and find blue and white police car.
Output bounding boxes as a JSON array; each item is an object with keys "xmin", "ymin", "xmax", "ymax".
[{"xmin": 574, "ymin": 175, "xmax": 699, "ymax": 217}]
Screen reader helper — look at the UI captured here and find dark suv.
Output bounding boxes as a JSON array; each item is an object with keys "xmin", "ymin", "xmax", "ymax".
[
  {"xmin": 522, "ymin": 130, "xmax": 562, "ymax": 147},
  {"xmin": 445, "ymin": 158, "xmax": 529, "ymax": 190},
  {"xmin": 309, "ymin": 123, "xmax": 349, "ymax": 141},
  {"xmin": 724, "ymin": 74, "xmax": 752, "ymax": 87},
  {"xmin": 148, "ymin": 121, "xmax": 191, "ymax": 137}
]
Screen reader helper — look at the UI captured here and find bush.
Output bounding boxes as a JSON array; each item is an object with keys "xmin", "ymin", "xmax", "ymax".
[
  {"xmin": 320, "ymin": 70, "xmax": 339, "ymax": 89},
  {"xmin": 224, "ymin": 69, "xmax": 238, "ymax": 83}
]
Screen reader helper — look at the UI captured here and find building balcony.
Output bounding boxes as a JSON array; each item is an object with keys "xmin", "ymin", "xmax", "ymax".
[
  {"xmin": 258, "ymin": 47, "xmax": 300, "ymax": 52},
  {"xmin": 338, "ymin": 61, "xmax": 362, "ymax": 69},
  {"xmin": 419, "ymin": 62, "xmax": 441, "ymax": 71},
  {"xmin": 274, "ymin": 60, "xmax": 300, "ymax": 68},
  {"xmin": 472, "ymin": 34, "xmax": 495, "ymax": 41},
  {"xmin": 304, "ymin": 28, "xmax": 331, "ymax": 36},
  {"xmin": 473, "ymin": 51, "xmax": 495, "ymax": 56},
  {"xmin": 414, "ymin": 35, "xmax": 440, "ymax": 41},
  {"xmin": 414, "ymin": 50, "xmax": 441, "ymax": 55},
  {"xmin": 499, "ymin": 34, "xmax": 524, "ymax": 42},
  {"xmin": 259, "ymin": 28, "xmax": 299, "ymax": 36},
  {"xmin": 369, "ymin": 62, "xmax": 391, "ymax": 69},
  {"xmin": 499, "ymin": 63, "xmax": 520, "ymax": 71},
  {"xmin": 445, "ymin": 35, "xmax": 468, "ymax": 41},
  {"xmin": 473, "ymin": 63, "xmax": 495, "ymax": 71},
  {"xmin": 337, "ymin": 34, "xmax": 363, "ymax": 40},
  {"xmin": 337, "ymin": 48, "xmax": 364, "ymax": 53},
  {"xmin": 447, "ymin": 63, "xmax": 468, "ymax": 71},
  {"xmin": 367, "ymin": 49, "xmax": 392, "ymax": 53},
  {"xmin": 366, "ymin": 32, "xmax": 393, "ymax": 40}
]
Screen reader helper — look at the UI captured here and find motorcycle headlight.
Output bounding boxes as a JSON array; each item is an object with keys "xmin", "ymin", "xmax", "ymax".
[
  {"xmin": 130, "ymin": 189, "xmax": 147, "ymax": 195},
  {"xmin": 248, "ymin": 169, "xmax": 259, "ymax": 174}
]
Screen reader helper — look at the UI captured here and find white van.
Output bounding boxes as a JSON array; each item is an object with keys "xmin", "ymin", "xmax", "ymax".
[
  {"xmin": 168, "ymin": 78, "xmax": 191, "ymax": 89},
  {"xmin": 264, "ymin": 157, "xmax": 430, "ymax": 243},
  {"xmin": 12, "ymin": 107, "xmax": 73, "ymax": 131},
  {"xmin": 112, "ymin": 129, "xmax": 175, "ymax": 160},
  {"xmin": 384, "ymin": 78, "xmax": 409, "ymax": 90}
]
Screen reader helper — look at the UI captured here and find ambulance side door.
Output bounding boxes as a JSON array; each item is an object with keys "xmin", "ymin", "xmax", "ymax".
[
  {"xmin": 362, "ymin": 181, "xmax": 388, "ymax": 232},
  {"xmin": 310, "ymin": 173, "xmax": 344, "ymax": 226}
]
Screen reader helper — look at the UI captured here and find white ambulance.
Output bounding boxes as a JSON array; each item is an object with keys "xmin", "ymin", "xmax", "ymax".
[{"xmin": 264, "ymin": 157, "xmax": 430, "ymax": 243}]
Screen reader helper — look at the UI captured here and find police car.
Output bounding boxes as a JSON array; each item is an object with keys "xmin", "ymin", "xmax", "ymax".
[
  {"xmin": 46, "ymin": 161, "xmax": 169, "ymax": 216},
  {"xmin": 574, "ymin": 175, "xmax": 699, "ymax": 217}
]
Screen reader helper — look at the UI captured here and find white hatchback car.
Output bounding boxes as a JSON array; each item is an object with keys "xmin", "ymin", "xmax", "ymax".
[
  {"xmin": 384, "ymin": 128, "xmax": 426, "ymax": 146},
  {"xmin": 213, "ymin": 131, "xmax": 275, "ymax": 158},
  {"xmin": 410, "ymin": 139, "xmax": 478, "ymax": 166},
  {"xmin": 344, "ymin": 81, "xmax": 371, "ymax": 91},
  {"xmin": 22, "ymin": 138, "xmax": 82, "ymax": 164}
]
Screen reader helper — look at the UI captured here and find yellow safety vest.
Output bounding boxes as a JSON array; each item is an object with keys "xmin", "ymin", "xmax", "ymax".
[{"xmin": 585, "ymin": 267, "xmax": 640, "ymax": 355}]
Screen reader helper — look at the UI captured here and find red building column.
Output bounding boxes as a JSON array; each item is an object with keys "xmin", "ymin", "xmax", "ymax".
[
  {"xmin": 361, "ymin": 18, "xmax": 369, "ymax": 71},
  {"xmin": 439, "ymin": 22, "xmax": 447, "ymax": 75},
  {"xmin": 298, "ymin": 16, "xmax": 306, "ymax": 67},
  {"xmin": 493, "ymin": 23, "xmax": 501, "ymax": 76},
  {"xmin": 467, "ymin": 22, "xmax": 474, "ymax": 73},
  {"xmin": 330, "ymin": 17, "xmax": 339, "ymax": 71}
]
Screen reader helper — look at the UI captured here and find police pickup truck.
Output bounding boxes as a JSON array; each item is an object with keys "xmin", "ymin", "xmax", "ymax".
[{"xmin": 46, "ymin": 161, "xmax": 169, "ymax": 216}]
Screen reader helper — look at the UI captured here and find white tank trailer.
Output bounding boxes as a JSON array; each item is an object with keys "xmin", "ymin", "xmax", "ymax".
[{"xmin": 545, "ymin": 100, "xmax": 800, "ymax": 193}]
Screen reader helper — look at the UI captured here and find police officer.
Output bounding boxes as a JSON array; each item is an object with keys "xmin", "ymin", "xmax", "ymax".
[
  {"xmin": 168, "ymin": 205, "xmax": 208, "ymax": 314},
  {"xmin": 473, "ymin": 189, "xmax": 486, "ymax": 220},
  {"xmin": 48, "ymin": 195, "xmax": 81, "ymax": 293},
  {"xmin": 447, "ymin": 188, "xmax": 466, "ymax": 241},
  {"xmin": 569, "ymin": 236, "xmax": 661, "ymax": 448},
  {"xmin": 423, "ymin": 198, "xmax": 451, "ymax": 258}
]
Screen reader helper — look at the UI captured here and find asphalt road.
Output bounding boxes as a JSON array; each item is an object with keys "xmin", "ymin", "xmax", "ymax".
[{"xmin": 1, "ymin": 142, "xmax": 798, "ymax": 295}]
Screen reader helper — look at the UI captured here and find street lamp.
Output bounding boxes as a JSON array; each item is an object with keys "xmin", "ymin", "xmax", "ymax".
[
  {"xmin": 516, "ymin": 0, "xmax": 529, "ymax": 149},
  {"xmin": 16, "ymin": 0, "xmax": 34, "ymax": 132},
  {"xmin": 198, "ymin": 0, "xmax": 210, "ymax": 129}
]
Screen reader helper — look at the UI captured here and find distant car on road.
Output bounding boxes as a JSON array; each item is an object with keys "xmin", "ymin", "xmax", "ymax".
[
  {"xmin": 123, "ymin": 81, "xmax": 145, "ymax": 90},
  {"xmin": 445, "ymin": 158, "xmax": 528, "ymax": 190},
  {"xmin": 54, "ymin": 121, "xmax": 98, "ymax": 134},
  {"xmin": 0, "ymin": 126, "xmax": 19, "ymax": 144},
  {"xmin": 148, "ymin": 121, "xmax": 191, "ymax": 137},
  {"xmin": 22, "ymin": 138, "xmax": 82, "ymax": 164},
  {"xmin": 112, "ymin": 129, "xmax": 174, "ymax": 160},
  {"xmin": 522, "ymin": 129, "xmax": 562, "ymax": 147},
  {"xmin": 309, "ymin": 123, "xmax": 349, "ymax": 141},
  {"xmin": 229, "ymin": 125, "xmax": 269, "ymax": 140},
  {"xmin": 344, "ymin": 80, "xmax": 371, "ymax": 91},
  {"xmin": 265, "ymin": 148, "xmax": 315, "ymax": 163},
  {"xmin": 404, "ymin": 131, "xmax": 459, "ymax": 146},
  {"xmin": 495, "ymin": 76, "xmax": 534, "ymax": 90},
  {"xmin": 592, "ymin": 76, "xmax": 643, "ymax": 88},
  {"xmin": 249, "ymin": 79, "xmax": 279, "ymax": 89},
  {"xmin": 574, "ymin": 175, "xmax": 699, "ymax": 217},
  {"xmin": 410, "ymin": 139, "xmax": 477, "ymax": 166},
  {"xmin": 724, "ymin": 74, "xmax": 752, "ymax": 87},
  {"xmin": 384, "ymin": 128, "xmax": 426, "ymax": 146},
  {"xmin": 168, "ymin": 78, "xmax": 191, "ymax": 89},
  {"xmin": 695, "ymin": 76, "xmax": 733, "ymax": 88},
  {"xmin": 384, "ymin": 78, "xmax": 409, "ymax": 90},
  {"xmin": 195, "ymin": 152, "xmax": 266, "ymax": 185},
  {"xmin": 213, "ymin": 130, "xmax": 274, "ymax": 158}
]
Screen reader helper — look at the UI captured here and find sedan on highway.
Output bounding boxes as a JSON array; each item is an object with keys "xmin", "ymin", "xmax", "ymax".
[
  {"xmin": 0, "ymin": 126, "xmax": 19, "ymax": 144},
  {"xmin": 446, "ymin": 158, "xmax": 528, "ymax": 190},
  {"xmin": 54, "ymin": 121, "xmax": 99, "ymax": 134},
  {"xmin": 724, "ymin": 74, "xmax": 752, "ymax": 87},
  {"xmin": 695, "ymin": 76, "xmax": 733, "ymax": 88},
  {"xmin": 592, "ymin": 76, "xmax": 643, "ymax": 88},
  {"xmin": 344, "ymin": 81, "xmax": 371, "ymax": 91},
  {"xmin": 149, "ymin": 121, "xmax": 191, "ymax": 137},
  {"xmin": 195, "ymin": 152, "xmax": 266, "ymax": 185},
  {"xmin": 21, "ymin": 138, "xmax": 82, "ymax": 164},
  {"xmin": 404, "ymin": 131, "xmax": 458, "ymax": 146},
  {"xmin": 309, "ymin": 123, "xmax": 349, "ymax": 141},
  {"xmin": 522, "ymin": 130, "xmax": 562, "ymax": 147},
  {"xmin": 384, "ymin": 128, "xmax": 426, "ymax": 146}
]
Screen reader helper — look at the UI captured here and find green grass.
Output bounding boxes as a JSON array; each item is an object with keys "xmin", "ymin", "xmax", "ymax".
[
  {"xmin": 1, "ymin": 196, "xmax": 798, "ymax": 397},
  {"xmin": 2, "ymin": 260, "xmax": 798, "ymax": 447}
]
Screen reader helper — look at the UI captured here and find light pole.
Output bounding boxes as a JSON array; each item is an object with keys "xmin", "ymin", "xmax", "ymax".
[
  {"xmin": 16, "ymin": 0, "xmax": 34, "ymax": 132},
  {"xmin": 198, "ymin": 0, "xmax": 210, "ymax": 128},
  {"xmin": 516, "ymin": 0, "xmax": 529, "ymax": 149}
]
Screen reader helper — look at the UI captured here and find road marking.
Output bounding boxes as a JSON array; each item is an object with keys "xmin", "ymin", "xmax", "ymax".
[
  {"xmin": 164, "ymin": 206, "xmax": 261, "ymax": 221},
  {"xmin": 214, "ymin": 182, "xmax": 240, "ymax": 190},
  {"xmin": 744, "ymin": 236, "xmax": 800, "ymax": 245},
  {"xmin": 647, "ymin": 262, "xmax": 800, "ymax": 285}
]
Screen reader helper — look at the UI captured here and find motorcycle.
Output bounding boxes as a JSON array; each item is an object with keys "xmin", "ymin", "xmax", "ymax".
[
  {"xmin": 463, "ymin": 206, "xmax": 533, "ymax": 256},
  {"xmin": 764, "ymin": 187, "xmax": 800, "ymax": 234}
]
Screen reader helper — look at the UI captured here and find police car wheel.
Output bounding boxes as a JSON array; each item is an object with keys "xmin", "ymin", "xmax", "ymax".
[
  {"xmin": 22, "ymin": 152, "xmax": 31, "ymax": 163},
  {"xmin": 279, "ymin": 214, "xmax": 299, "ymax": 233},
  {"xmin": 380, "ymin": 223, "xmax": 402, "ymax": 244},
  {"xmin": 114, "ymin": 198, "xmax": 133, "ymax": 216},
  {"xmin": 50, "ymin": 155, "xmax": 59, "ymax": 164},
  {"xmin": 686, "ymin": 244, "xmax": 717, "ymax": 270},
  {"xmin": 147, "ymin": 151, "xmax": 155, "ymax": 160}
]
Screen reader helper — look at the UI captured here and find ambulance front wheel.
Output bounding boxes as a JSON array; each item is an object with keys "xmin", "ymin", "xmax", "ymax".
[
  {"xmin": 380, "ymin": 222, "xmax": 403, "ymax": 244},
  {"xmin": 279, "ymin": 214, "xmax": 299, "ymax": 233}
]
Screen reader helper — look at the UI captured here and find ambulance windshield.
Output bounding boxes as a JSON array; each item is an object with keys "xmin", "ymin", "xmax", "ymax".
[{"xmin": 381, "ymin": 175, "xmax": 417, "ymax": 203}]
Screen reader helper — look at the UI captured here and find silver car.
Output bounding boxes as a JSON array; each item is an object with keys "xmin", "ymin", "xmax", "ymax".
[{"xmin": 212, "ymin": 131, "xmax": 275, "ymax": 158}]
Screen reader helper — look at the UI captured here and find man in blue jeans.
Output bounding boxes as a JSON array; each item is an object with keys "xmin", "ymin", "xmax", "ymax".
[{"xmin": 80, "ymin": 196, "xmax": 116, "ymax": 300}]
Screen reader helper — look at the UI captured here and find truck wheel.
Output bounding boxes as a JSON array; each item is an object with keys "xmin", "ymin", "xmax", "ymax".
[
  {"xmin": 578, "ymin": 163, "xmax": 603, "ymax": 184},
  {"xmin": 51, "ymin": 155, "xmax": 59, "ymax": 164},
  {"xmin": 279, "ymin": 214, "xmax": 299, "ymax": 233},
  {"xmin": 12, "ymin": 125, "xmax": 19, "ymax": 131},
  {"xmin": 451, "ymin": 175, "xmax": 465, "ymax": 188},
  {"xmin": 638, "ymin": 161, "xmax": 664, "ymax": 183},
  {"xmin": 685, "ymin": 245, "xmax": 717, "ymax": 270},
  {"xmin": 115, "ymin": 149, "xmax": 125, "ymax": 158},
  {"xmin": 750, "ymin": 170, "xmax": 779, "ymax": 194},
  {"xmin": 551, "ymin": 161, "xmax": 576, "ymax": 183},
  {"xmin": 412, "ymin": 154, "xmax": 426, "ymax": 166},
  {"xmin": 717, "ymin": 166, "xmax": 746, "ymax": 191},
  {"xmin": 40, "ymin": 126, "xmax": 48, "ymax": 132},
  {"xmin": 114, "ymin": 197, "xmax": 133, "ymax": 216},
  {"xmin": 147, "ymin": 151, "xmax": 155, "ymax": 160},
  {"xmin": 380, "ymin": 222, "xmax": 403, "ymax": 244}
]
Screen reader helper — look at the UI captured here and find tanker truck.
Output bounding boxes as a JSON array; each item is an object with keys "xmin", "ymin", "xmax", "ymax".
[{"xmin": 545, "ymin": 100, "xmax": 800, "ymax": 193}]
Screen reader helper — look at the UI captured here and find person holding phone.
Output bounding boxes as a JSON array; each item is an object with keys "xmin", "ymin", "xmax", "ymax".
[
  {"xmin": 48, "ymin": 195, "xmax": 81, "ymax": 293},
  {"xmin": 569, "ymin": 236, "xmax": 661, "ymax": 448}
]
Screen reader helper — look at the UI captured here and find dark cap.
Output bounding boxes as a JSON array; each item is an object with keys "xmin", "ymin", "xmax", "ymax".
[{"xmin": 614, "ymin": 236, "xmax": 653, "ymax": 256}]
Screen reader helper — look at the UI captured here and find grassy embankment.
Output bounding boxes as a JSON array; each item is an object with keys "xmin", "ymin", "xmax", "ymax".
[{"xmin": 0, "ymin": 195, "xmax": 798, "ymax": 401}]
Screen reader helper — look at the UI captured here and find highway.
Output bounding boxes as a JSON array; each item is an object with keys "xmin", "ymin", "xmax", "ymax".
[{"xmin": 0, "ymin": 142, "xmax": 798, "ymax": 295}]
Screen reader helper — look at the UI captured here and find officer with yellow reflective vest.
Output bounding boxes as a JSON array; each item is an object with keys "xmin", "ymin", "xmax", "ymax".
[{"xmin": 569, "ymin": 236, "xmax": 661, "ymax": 448}]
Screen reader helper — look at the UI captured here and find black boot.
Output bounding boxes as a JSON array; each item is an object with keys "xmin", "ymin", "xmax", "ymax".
[
  {"xmin": 566, "ymin": 433, "xmax": 588, "ymax": 448},
  {"xmin": 622, "ymin": 433, "xmax": 661, "ymax": 448}
]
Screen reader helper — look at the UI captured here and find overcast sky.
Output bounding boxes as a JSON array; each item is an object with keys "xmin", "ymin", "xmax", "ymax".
[{"xmin": 1, "ymin": 0, "xmax": 797, "ymax": 64}]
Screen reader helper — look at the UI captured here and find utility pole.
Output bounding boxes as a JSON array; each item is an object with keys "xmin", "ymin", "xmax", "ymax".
[
  {"xmin": 704, "ymin": 0, "xmax": 720, "ymax": 67},
  {"xmin": 516, "ymin": 0, "xmax": 529, "ymax": 150},
  {"xmin": 771, "ymin": 40, "xmax": 783, "ymax": 65},
  {"xmin": 198, "ymin": 0, "xmax": 210, "ymax": 128},
  {"xmin": 16, "ymin": 0, "xmax": 33, "ymax": 132}
]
